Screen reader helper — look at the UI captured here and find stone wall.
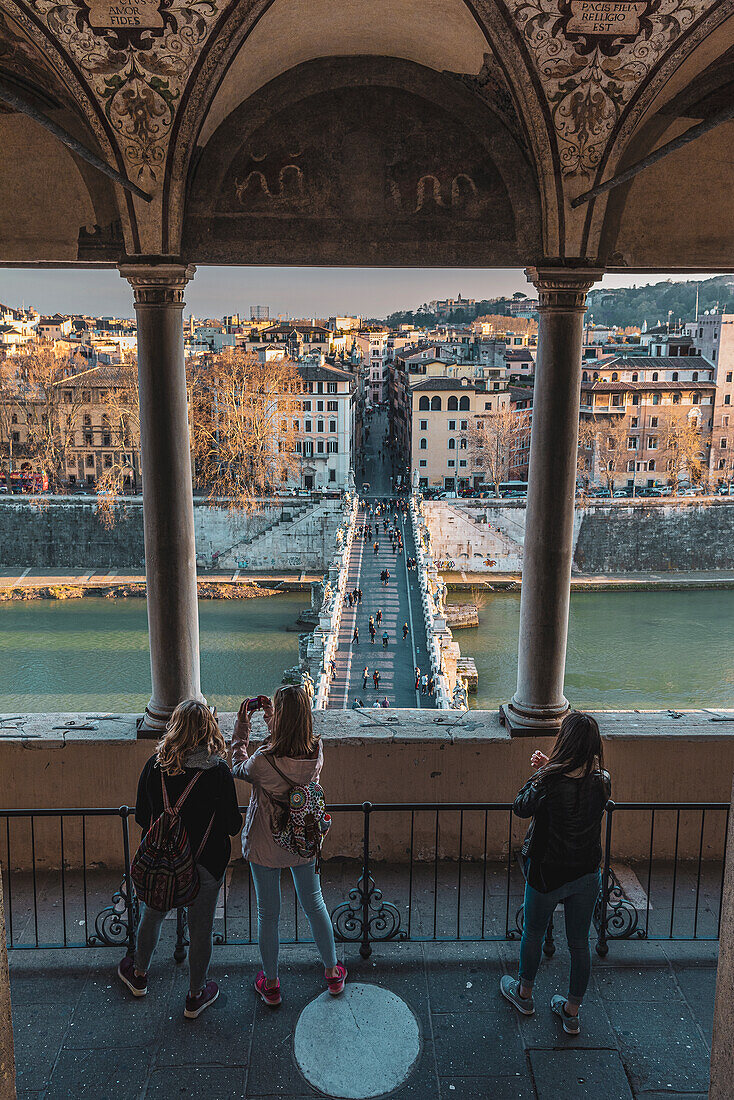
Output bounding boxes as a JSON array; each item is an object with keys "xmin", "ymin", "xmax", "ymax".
[
  {"xmin": 423, "ymin": 498, "xmax": 734, "ymax": 574},
  {"xmin": 0, "ymin": 497, "xmax": 342, "ymax": 570}
]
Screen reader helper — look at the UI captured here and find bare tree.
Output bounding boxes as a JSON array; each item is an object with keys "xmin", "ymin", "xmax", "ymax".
[
  {"xmin": 657, "ymin": 408, "xmax": 704, "ymax": 486},
  {"xmin": 10, "ymin": 343, "xmax": 83, "ymax": 491},
  {"xmin": 0, "ymin": 359, "xmax": 24, "ymax": 491},
  {"xmin": 467, "ymin": 404, "xmax": 528, "ymax": 494},
  {"xmin": 95, "ymin": 357, "xmax": 142, "ymax": 526},
  {"xmin": 576, "ymin": 418, "xmax": 597, "ymax": 491},
  {"xmin": 585, "ymin": 415, "xmax": 630, "ymax": 491},
  {"xmin": 189, "ymin": 350, "xmax": 302, "ymax": 506}
]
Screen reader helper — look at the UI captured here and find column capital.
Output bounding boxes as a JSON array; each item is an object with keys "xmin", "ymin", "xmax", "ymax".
[
  {"xmin": 525, "ymin": 266, "xmax": 604, "ymax": 311},
  {"xmin": 118, "ymin": 261, "xmax": 196, "ymax": 306}
]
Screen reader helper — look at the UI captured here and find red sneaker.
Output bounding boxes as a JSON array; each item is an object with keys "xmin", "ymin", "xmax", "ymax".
[
  {"xmin": 255, "ymin": 971, "xmax": 282, "ymax": 1006},
  {"xmin": 326, "ymin": 964, "xmax": 348, "ymax": 996},
  {"xmin": 117, "ymin": 955, "xmax": 147, "ymax": 997}
]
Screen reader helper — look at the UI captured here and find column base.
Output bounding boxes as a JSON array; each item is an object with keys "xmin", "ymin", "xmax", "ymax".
[
  {"xmin": 136, "ymin": 700, "xmax": 173, "ymax": 739},
  {"xmin": 500, "ymin": 699, "xmax": 570, "ymax": 737}
]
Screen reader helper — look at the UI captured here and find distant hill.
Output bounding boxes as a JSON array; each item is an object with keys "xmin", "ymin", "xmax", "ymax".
[{"xmin": 587, "ymin": 275, "xmax": 734, "ymax": 329}]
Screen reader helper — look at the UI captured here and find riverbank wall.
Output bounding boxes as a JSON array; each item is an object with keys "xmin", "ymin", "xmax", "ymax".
[
  {"xmin": 0, "ymin": 497, "xmax": 343, "ymax": 570},
  {"xmin": 0, "ymin": 710, "xmax": 731, "ymax": 867},
  {"xmin": 422, "ymin": 497, "xmax": 734, "ymax": 574}
]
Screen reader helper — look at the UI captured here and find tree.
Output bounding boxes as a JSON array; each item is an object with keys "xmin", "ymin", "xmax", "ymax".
[
  {"xmin": 95, "ymin": 357, "xmax": 142, "ymax": 526},
  {"xmin": 585, "ymin": 415, "xmax": 630, "ymax": 490},
  {"xmin": 657, "ymin": 408, "xmax": 704, "ymax": 486},
  {"xmin": 576, "ymin": 418, "xmax": 597, "ymax": 490},
  {"xmin": 189, "ymin": 350, "xmax": 303, "ymax": 506},
  {"xmin": 0, "ymin": 359, "xmax": 24, "ymax": 491},
  {"xmin": 467, "ymin": 403, "xmax": 528, "ymax": 493},
  {"xmin": 10, "ymin": 343, "xmax": 83, "ymax": 490}
]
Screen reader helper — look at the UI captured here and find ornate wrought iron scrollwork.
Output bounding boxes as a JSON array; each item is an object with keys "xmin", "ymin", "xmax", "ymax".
[
  {"xmin": 594, "ymin": 866, "xmax": 642, "ymax": 943},
  {"xmin": 331, "ymin": 870, "xmax": 405, "ymax": 954},
  {"xmin": 89, "ymin": 877, "xmax": 138, "ymax": 947}
]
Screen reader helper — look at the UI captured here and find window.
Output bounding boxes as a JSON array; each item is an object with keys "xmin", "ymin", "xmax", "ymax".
[
  {"xmin": 460, "ymin": 420, "xmax": 468, "ymax": 430},
  {"xmin": 648, "ymin": 436, "xmax": 658, "ymax": 449},
  {"xmin": 727, "ymin": 372, "xmax": 733, "ymax": 383},
  {"xmin": 84, "ymin": 431, "xmax": 93, "ymax": 445},
  {"xmin": 86, "ymin": 454, "xmax": 94, "ymax": 468},
  {"xmin": 305, "ymin": 420, "xmax": 312, "ymax": 433},
  {"xmin": 484, "ymin": 401, "xmax": 493, "ymax": 410},
  {"xmin": 418, "ymin": 396, "xmax": 430, "ymax": 411},
  {"xmin": 329, "ymin": 468, "xmax": 336, "ymax": 482},
  {"xmin": 293, "ymin": 420, "xmax": 300, "ymax": 431},
  {"xmin": 672, "ymin": 371, "xmax": 679, "ymax": 381},
  {"xmin": 430, "ymin": 396, "xmax": 442, "ymax": 411},
  {"xmin": 724, "ymin": 416, "xmax": 730, "ymax": 427},
  {"xmin": 459, "ymin": 438, "xmax": 467, "ymax": 449},
  {"xmin": 317, "ymin": 382, "xmax": 323, "ymax": 394},
  {"xmin": 317, "ymin": 420, "xmax": 324, "ymax": 433},
  {"xmin": 302, "ymin": 400, "xmax": 312, "ymax": 411},
  {"xmin": 719, "ymin": 459, "xmax": 726, "ymax": 469},
  {"xmin": 329, "ymin": 420, "xmax": 337, "ymax": 432},
  {"xmin": 627, "ymin": 460, "xmax": 635, "ymax": 472},
  {"xmin": 327, "ymin": 401, "xmax": 338, "ymax": 412},
  {"xmin": 631, "ymin": 417, "xmax": 639, "ymax": 428},
  {"xmin": 692, "ymin": 371, "xmax": 698, "ymax": 381},
  {"xmin": 295, "ymin": 440, "xmax": 302, "ymax": 453},
  {"xmin": 83, "ymin": 414, "xmax": 92, "ymax": 427},
  {"xmin": 648, "ymin": 460, "xmax": 655, "ymax": 471},
  {"xmin": 327, "ymin": 382, "xmax": 337, "ymax": 394},
  {"xmin": 631, "ymin": 394, "xmax": 639, "ymax": 405},
  {"xmin": 448, "ymin": 420, "xmax": 456, "ymax": 430},
  {"xmin": 317, "ymin": 401, "xmax": 324, "ymax": 411},
  {"xmin": 650, "ymin": 416, "xmax": 658, "ymax": 427},
  {"xmin": 420, "ymin": 420, "xmax": 427, "ymax": 430},
  {"xmin": 419, "ymin": 438, "xmax": 427, "ymax": 449},
  {"xmin": 582, "ymin": 371, "xmax": 588, "ymax": 382},
  {"xmin": 327, "ymin": 440, "xmax": 338, "ymax": 453},
  {"xmin": 82, "ymin": 390, "xmax": 91, "ymax": 402},
  {"xmin": 317, "ymin": 440, "xmax": 324, "ymax": 454},
  {"xmin": 652, "ymin": 372, "xmax": 658, "ymax": 381},
  {"xmin": 447, "ymin": 459, "xmax": 455, "ymax": 467},
  {"xmin": 11, "ymin": 431, "xmax": 19, "ymax": 443},
  {"xmin": 722, "ymin": 439, "xmax": 728, "ymax": 450},
  {"xmin": 459, "ymin": 396, "xmax": 470, "ymax": 411},
  {"xmin": 447, "ymin": 395, "xmax": 458, "ymax": 411},
  {"xmin": 692, "ymin": 394, "xmax": 700, "ymax": 405},
  {"xmin": 419, "ymin": 459, "xmax": 426, "ymax": 467},
  {"xmin": 304, "ymin": 441, "xmax": 313, "ymax": 457},
  {"xmin": 672, "ymin": 394, "xmax": 680, "ymax": 405},
  {"xmin": 652, "ymin": 394, "xmax": 660, "ymax": 405},
  {"xmin": 611, "ymin": 372, "xmax": 618, "ymax": 382},
  {"xmin": 725, "ymin": 395, "xmax": 731, "ymax": 405},
  {"xmin": 627, "ymin": 437, "xmax": 637, "ymax": 450},
  {"xmin": 448, "ymin": 438, "xmax": 456, "ymax": 450},
  {"xmin": 103, "ymin": 454, "xmax": 113, "ymax": 468},
  {"xmin": 459, "ymin": 459, "xmax": 467, "ymax": 467},
  {"xmin": 632, "ymin": 373, "xmax": 638, "ymax": 382}
]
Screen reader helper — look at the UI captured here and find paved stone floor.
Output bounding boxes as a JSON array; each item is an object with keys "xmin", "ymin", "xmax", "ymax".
[
  {"xmin": 329, "ymin": 411, "xmax": 433, "ymax": 711},
  {"xmin": 9, "ymin": 935, "xmax": 716, "ymax": 1099}
]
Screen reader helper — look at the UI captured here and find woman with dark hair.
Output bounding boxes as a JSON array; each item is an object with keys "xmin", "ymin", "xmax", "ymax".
[
  {"xmin": 231, "ymin": 686, "xmax": 346, "ymax": 1007},
  {"xmin": 501, "ymin": 711, "xmax": 611, "ymax": 1035}
]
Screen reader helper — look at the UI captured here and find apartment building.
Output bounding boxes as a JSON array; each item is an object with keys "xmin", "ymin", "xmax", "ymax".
[
  {"xmin": 688, "ymin": 313, "xmax": 734, "ymax": 484},
  {"xmin": 294, "ymin": 362, "xmax": 356, "ymax": 490},
  {"xmin": 410, "ymin": 376, "xmax": 510, "ymax": 492},
  {"xmin": 580, "ymin": 356, "xmax": 716, "ymax": 489}
]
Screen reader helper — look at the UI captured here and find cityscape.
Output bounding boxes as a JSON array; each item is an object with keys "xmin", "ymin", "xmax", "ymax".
[{"xmin": 1, "ymin": 0, "xmax": 734, "ymax": 1094}]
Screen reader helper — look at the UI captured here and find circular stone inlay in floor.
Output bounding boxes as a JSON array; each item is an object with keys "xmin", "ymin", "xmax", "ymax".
[{"xmin": 294, "ymin": 982, "xmax": 421, "ymax": 1099}]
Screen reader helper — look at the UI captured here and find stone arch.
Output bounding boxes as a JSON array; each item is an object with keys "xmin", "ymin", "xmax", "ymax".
[
  {"xmin": 419, "ymin": 395, "xmax": 430, "ymax": 410},
  {"xmin": 448, "ymin": 395, "xmax": 459, "ymax": 410},
  {"xmin": 459, "ymin": 395, "xmax": 470, "ymax": 410},
  {"xmin": 431, "ymin": 395, "xmax": 442, "ymax": 411},
  {"xmin": 166, "ymin": 0, "xmax": 557, "ymax": 257}
]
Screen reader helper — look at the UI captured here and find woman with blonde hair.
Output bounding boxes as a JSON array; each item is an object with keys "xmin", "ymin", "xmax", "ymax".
[
  {"xmin": 232, "ymin": 685, "xmax": 346, "ymax": 1006},
  {"xmin": 118, "ymin": 699, "xmax": 242, "ymax": 1017}
]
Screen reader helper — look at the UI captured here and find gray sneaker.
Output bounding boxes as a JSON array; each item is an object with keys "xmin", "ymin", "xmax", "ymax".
[
  {"xmin": 551, "ymin": 994, "xmax": 580, "ymax": 1035},
  {"xmin": 500, "ymin": 975, "xmax": 535, "ymax": 1015}
]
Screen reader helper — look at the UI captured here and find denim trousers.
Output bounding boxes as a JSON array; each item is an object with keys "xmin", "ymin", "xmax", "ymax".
[
  {"xmin": 134, "ymin": 864, "xmax": 222, "ymax": 994},
  {"xmin": 250, "ymin": 861, "xmax": 338, "ymax": 980},
  {"xmin": 519, "ymin": 868, "xmax": 601, "ymax": 1006}
]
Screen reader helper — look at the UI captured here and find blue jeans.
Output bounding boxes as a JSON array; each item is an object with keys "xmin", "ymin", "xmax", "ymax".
[
  {"xmin": 250, "ymin": 861, "xmax": 338, "ymax": 980},
  {"xmin": 134, "ymin": 863, "xmax": 222, "ymax": 995},
  {"xmin": 519, "ymin": 869, "xmax": 601, "ymax": 1006}
]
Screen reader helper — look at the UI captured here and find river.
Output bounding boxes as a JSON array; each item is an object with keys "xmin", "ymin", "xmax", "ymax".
[{"xmin": 0, "ymin": 589, "xmax": 732, "ymax": 713}]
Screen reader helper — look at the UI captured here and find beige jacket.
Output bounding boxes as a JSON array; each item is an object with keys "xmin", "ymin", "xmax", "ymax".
[{"xmin": 232, "ymin": 740, "xmax": 324, "ymax": 868}]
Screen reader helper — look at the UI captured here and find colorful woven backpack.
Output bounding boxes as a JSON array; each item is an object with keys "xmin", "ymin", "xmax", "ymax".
[
  {"xmin": 131, "ymin": 769, "xmax": 215, "ymax": 912},
  {"xmin": 262, "ymin": 754, "xmax": 331, "ymax": 866}
]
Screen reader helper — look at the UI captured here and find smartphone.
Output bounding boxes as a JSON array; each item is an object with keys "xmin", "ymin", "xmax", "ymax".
[{"xmin": 246, "ymin": 695, "xmax": 270, "ymax": 713}]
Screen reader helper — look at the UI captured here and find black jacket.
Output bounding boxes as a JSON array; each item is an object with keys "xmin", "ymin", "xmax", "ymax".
[
  {"xmin": 513, "ymin": 769, "xmax": 611, "ymax": 893},
  {"xmin": 135, "ymin": 756, "xmax": 243, "ymax": 881}
]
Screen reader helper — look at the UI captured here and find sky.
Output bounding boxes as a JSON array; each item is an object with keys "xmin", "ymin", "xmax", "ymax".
[{"xmin": 0, "ymin": 267, "xmax": 727, "ymax": 321}]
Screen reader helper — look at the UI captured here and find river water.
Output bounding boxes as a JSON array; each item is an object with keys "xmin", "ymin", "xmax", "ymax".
[{"xmin": 0, "ymin": 589, "xmax": 731, "ymax": 713}]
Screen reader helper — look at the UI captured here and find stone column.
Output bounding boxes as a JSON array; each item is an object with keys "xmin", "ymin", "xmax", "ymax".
[
  {"xmin": 119, "ymin": 263, "xmax": 203, "ymax": 733},
  {"xmin": 0, "ymin": 871, "xmax": 15, "ymax": 1100},
  {"xmin": 502, "ymin": 267, "xmax": 601, "ymax": 734},
  {"xmin": 710, "ymin": 773, "xmax": 734, "ymax": 1099}
]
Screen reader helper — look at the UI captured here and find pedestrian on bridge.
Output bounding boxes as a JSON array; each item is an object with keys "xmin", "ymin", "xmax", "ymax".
[
  {"xmin": 347, "ymin": 592, "xmax": 353, "ymax": 608},
  {"xmin": 421, "ymin": 674, "xmax": 428, "ymax": 695},
  {"xmin": 357, "ymin": 587, "xmax": 363, "ymax": 603},
  {"xmin": 373, "ymin": 669, "xmax": 380, "ymax": 691},
  {"xmin": 352, "ymin": 626, "xmax": 359, "ymax": 644},
  {"xmin": 362, "ymin": 667, "xmax": 369, "ymax": 690},
  {"xmin": 382, "ymin": 631, "xmax": 389, "ymax": 648},
  {"xmin": 376, "ymin": 609, "xmax": 382, "ymax": 626},
  {"xmin": 384, "ymin": 569, "xmax": 390, "ymax": 586},
  {"xmin": 374, "ymin": 541, "xmax": 379, "ymax": 555},
  {"xmin": 415, "ymin": 667, "xmax": 421, "ymax": 690},
  {"xmin": 428, "ymin": 675, "xmax": 435, "ymax": 696},
  {"xmin": 403, "ymin": 623, "xmax": 409, "ymax": 640}
]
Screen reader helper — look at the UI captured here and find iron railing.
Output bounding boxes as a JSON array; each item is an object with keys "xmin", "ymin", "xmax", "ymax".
[{"xmin": 1, "ymin": 800, "xmax": 728, "ymax": 960}]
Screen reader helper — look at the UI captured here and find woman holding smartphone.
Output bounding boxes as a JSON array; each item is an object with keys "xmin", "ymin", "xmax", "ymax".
[
  {"xmin": 231, "ymin": 686, "xmax": 346, "ymax": 1006},
  {"xmin": 501, "ymin": 711, "xmax": 611, "ymax": 1035}
]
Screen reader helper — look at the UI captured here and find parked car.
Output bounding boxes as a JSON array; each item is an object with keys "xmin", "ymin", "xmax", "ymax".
[
  {"xmin": 716, "ymin": 483, "xmax": 734, "ymax": 496},
  {"xmin": 613, "ymin": 489, "xmax": 631, "ymax": 498},
  {"xmin": 502, "ymin": 489, "xmax": 527, "ymax": 499}
]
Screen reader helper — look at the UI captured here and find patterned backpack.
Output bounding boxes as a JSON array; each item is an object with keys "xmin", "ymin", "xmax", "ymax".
[
  {"xmin": 262, "ymin": 754, "xmax": 331, "ymax": 867},
  {"xmin": 131, "ymin": 770, "xmax": 215, "ymax": 912}
]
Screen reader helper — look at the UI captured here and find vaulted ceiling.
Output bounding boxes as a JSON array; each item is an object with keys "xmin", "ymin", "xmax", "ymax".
[{"xmin": 0, "ymin": 0, "xmax": 732, "ymax": 269}]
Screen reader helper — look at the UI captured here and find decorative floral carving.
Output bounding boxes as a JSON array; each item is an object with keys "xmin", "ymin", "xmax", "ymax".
[
  {"xmin": 506, "ymin": 0, "xmax": 715, "ymax": 177},
  {"xmin": 25, "ymin": 0, "xmax": 221, "ymax": 182}
]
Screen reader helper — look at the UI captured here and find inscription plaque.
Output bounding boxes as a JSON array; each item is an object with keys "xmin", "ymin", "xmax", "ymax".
[
  {"xmin": 87, "ymin": 0, "xmax": 163, "ymax": 29},
  {"xmin": 567, "ymin": 1, "xmax": 646, "ymax": 35}
]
